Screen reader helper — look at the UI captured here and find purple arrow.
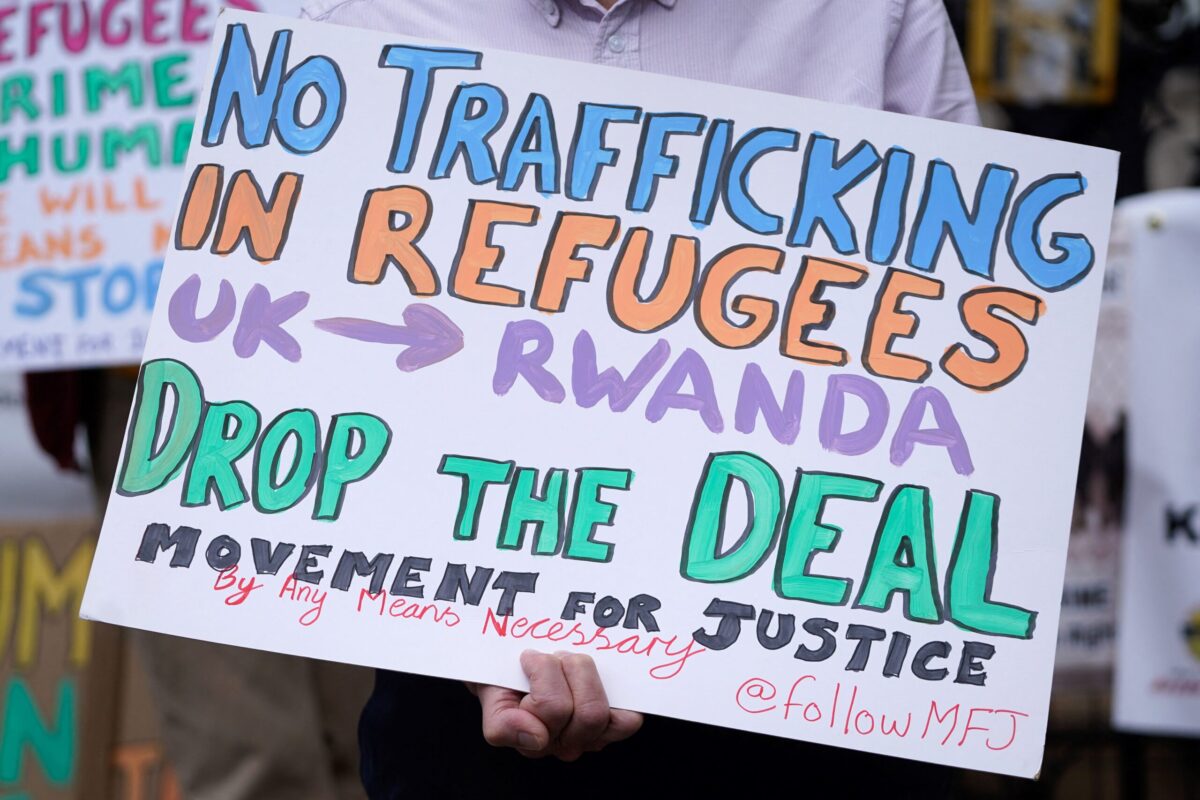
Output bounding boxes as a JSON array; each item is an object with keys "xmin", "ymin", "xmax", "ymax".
[{"xmin": 313, "ymin": 303, "xmax": 464, "ymax": 372}]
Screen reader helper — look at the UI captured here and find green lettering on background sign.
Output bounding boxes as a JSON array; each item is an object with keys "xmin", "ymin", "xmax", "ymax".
[{"xmin": 0, "ymin": 678, "xmax": 76, "ymax": 786}]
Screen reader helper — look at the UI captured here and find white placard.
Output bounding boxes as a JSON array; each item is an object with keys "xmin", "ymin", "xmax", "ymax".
[
  {"xmin": 0, "ymin": 0, "xmax": 298, "ymax": 371},
  {"xmin": 1113, "ymin": 188, "xmax": 1200, "ymax": 737},
  {"xmin": 82, "ymin": 11, "xmax": 1119, "ymax": 777}
]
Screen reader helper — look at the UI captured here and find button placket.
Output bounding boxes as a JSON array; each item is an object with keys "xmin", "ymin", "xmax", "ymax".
[{"xmin": 593, "ymin": 3, "xmax": 641, "ymax": 68}]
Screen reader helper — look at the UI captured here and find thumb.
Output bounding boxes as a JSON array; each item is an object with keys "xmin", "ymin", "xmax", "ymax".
[{"xmin": 476, "ymin": 684, "xmax": 551, "ymax": 754}]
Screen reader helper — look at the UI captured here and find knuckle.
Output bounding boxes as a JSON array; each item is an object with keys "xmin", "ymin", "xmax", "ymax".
[
  {"xmin": 563, "ymin": 653, "xmax": 594, "ymax": 671},
  {"xmin": 526, "ymin": 651, "xmax": 553, "ymax": 668},
  {"xmin": 573, "ymin": 701, "xmax": 609, "ymax": 733},
  {"xmin": 530, "ymin": 694, "xmax": 572, "ymax": 722}
]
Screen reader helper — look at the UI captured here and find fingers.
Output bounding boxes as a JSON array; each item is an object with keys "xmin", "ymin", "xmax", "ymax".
[
  {"xmin": 519, "ymin": 650, "xmax": 575, "ymax": 742},
  {"xmin": 602, "ymin": 708, "xmax": 644, "ymax": 746},
  {"xmin": 476, "ymin": 651, "xmax": 644, "ymax": 762},
  {"xmin": 555, "ymin": 653, "xmax": 613, "ymax": 760},
  {"xmin": 477, "ymin": 683, "xmax": 551, "ymax": 754}
]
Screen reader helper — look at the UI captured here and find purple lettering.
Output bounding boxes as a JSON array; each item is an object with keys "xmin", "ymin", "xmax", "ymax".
[
  {"xmin": 890, "ymin": 386, "xmax": 974, "ymax": 475},
  {"xmin": 231, "ymin": 283, "xmax": 309, "ymax": 362},
  {"xmin": 819, "ymin": 374, "xmax": 889, "ymax": 456},
  {"xmin": 492, "ymin": 319, "xmax": 565, "ymax": 403},
  {"xmin": 734, "ymin": 363, "xmax": 804, "ymax": 445},
  {"xmin": 572, "ymin": 330, "xmax": 670, "ymax": 412},
  {"xmin": 167, "ymin": 274, "xmax": 236, "ymax": 343},
  {"xmin": 645, "ymin": 348, "xmax": 723, "ymax": 433}
]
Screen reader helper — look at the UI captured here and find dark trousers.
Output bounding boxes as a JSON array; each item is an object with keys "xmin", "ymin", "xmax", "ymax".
[{"xmin": 360, "ymin": 669, "xmax": 956, "ymax": 799}]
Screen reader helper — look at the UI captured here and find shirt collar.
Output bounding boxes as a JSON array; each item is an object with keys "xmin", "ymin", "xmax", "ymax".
[{"xmin": 526, "ymin": 0, "xmax": 677, "ymax": 27}]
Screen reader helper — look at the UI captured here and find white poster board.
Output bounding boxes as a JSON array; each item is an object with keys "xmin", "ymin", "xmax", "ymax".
[
  {"xmin": 0, "ymin": 0, "xmax": 298, "ymax": 372},
  {"xmin": 1114, "ymin": 188, "xmax": 1200, "ymax": 737},
  {"xmin": 81, "ymin": 11, "xmax": 1119, "ymax": 777}
]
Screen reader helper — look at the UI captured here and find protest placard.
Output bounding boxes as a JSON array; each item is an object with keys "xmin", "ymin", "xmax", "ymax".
[
  {"xmin": 1114, "ymin": 189, "xmax": 1200, "ymax": 738},
  {"xmin": 81, "ymin": 10, "xmax": 1119, "ymax": 776},
  {"xmin": 0, "ymin": 0, "xmax": 297, "ymax": 371}
]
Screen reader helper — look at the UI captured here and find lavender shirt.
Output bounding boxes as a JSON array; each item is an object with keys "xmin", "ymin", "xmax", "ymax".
[{"xmin": 300, "ymin": 0, "xmax": 980, "ymax": 125}]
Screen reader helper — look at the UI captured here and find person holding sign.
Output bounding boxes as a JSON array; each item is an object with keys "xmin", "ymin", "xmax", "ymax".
[{"xmin": 297, "ymin": 0, "xmax": 979, "ymax": 795}]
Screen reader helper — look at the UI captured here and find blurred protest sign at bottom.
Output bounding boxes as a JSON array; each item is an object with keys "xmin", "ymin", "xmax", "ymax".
[{"xmin": 1114, "ymin": 189, "xmax": 1200, "ymax": 737}]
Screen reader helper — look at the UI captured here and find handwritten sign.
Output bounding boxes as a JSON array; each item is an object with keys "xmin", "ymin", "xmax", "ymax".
[
  {"xmin": 81, "ymin": 11, "xmax": 1118, "ymax": 776},
  {"xmin": 0, "ymin": 0, "xmax": 297, "ymax": 371},
  {"xmin": 1, "ymin": 519, "xmax": 93, "ymax": 797},
  {"xmin": 1114, "ymin": 189, "xmax": 1200, "ymax": 737}
]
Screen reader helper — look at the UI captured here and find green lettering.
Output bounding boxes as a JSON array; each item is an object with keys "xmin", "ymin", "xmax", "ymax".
[
  {"xmin": 0, "ymin": 678, "xmax": 75, "ymax": 786},
  {"xmin": 253, "ymin": 409, "xmax": 320, "ymax": 513},
  {"xmin": 0, "ymin": 135, "xmax": 39, "ymax": 182},
  {"xmin": 152, "ymin": 53, "xmax": 194, "ymax": 108},
  {"xmin": 1, "ymin": 74, "xmax": 39, "ymax": 123},
  {"xmin": 681, "ymin": 452, "xmax": 781, "ymax": 581},
  {"xmin": 172, "ymin": 118, "xmax": 194, "ymax": 165},
  {"xmin": 775, "ymin": 471, "xmax": 881, "ymax": 604},
  {"xmin": 182, "ymin": 400, "xmax": 261, "ymax": 510},
  {"xmin": 118, "ymin": 359, "xmax": 204, "ymax": 497},
  {"xmin": 313, "ymin": 413, "xmax": 391, "ymax": 521},
  {"xmin": 101, "ymin": 123, "xmax": 161, "ymax": 169},
  {"xmin": 51, "ymin": 71, "xmax": 66, "ymax": 116},
  {"xmin": 565, "ymin": 468, "xmax": 632, "ymax": 563},
  {"xmin": 438, "ymin": 456, "xmax": 514, "ymax": 540},
  {"xmin": 500, "ymin": 467, "xmax": 566, "ymax": 554},
  {"xmin": 946, "ymin": 490, "xmax": 1036, "ymax": 639},
  {"xmin": 84, "ymin": 61, "xmax": 144, "ymax": 112},
  {"xmin": 52, "ymin": 133, "xmax": 89, "ymax": 174},
  {"xmin": 855, "ymin": 485, "xmax": 942, "ymax": 622}
]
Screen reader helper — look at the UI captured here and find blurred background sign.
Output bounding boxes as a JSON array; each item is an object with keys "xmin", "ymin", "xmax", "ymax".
[
  {"xmin": 0, "ymin": 374, "xmax": 180, "ymax": 800},
  {"xmin": 1114, "ymin": 189, "xmax": 1200, "ymax": 739},
  {"xmin": 1, "ymin": 3, "xmax": 302, "ymax": 798},
  {"xmin": 967, "ymin": 0, "xmax": 1120, "ymax": 105}
]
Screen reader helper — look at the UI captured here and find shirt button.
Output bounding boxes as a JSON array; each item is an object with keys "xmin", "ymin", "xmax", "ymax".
[{"xmin": 606, "ymin": 33, "xmax": 626, "ymax": 53}]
